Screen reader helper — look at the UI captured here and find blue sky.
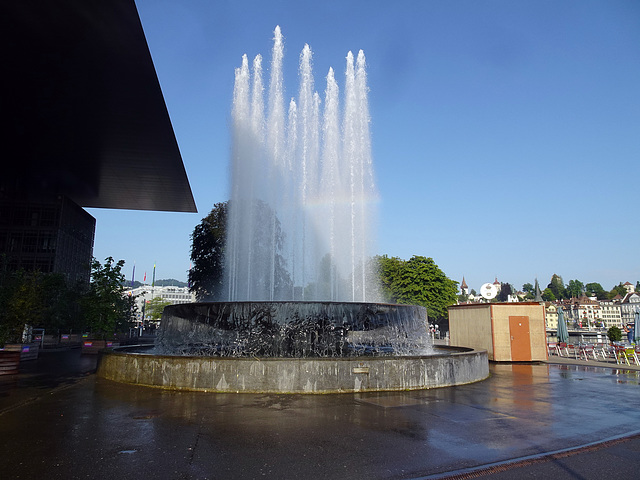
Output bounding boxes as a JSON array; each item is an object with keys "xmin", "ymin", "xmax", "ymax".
[{"xmin": 88, "ymin": 0, "xmax": 640, "ymax": 293}]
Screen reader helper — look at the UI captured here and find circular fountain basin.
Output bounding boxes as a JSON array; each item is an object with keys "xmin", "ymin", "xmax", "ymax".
[
  {"xmin": 97, "ymin": 302, "xmax": 489, "ymax": 393},
  {"xmin": 97, "ymin": 344, "xmax": 488, "ymax": 393}
]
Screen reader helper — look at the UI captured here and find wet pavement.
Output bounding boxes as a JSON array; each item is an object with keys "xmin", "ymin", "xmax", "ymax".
[{"xmin": 2, "ymin": 349, "xmax": 640, "ymax": 479}]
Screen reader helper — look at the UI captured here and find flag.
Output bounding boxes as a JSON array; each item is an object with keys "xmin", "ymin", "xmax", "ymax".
[
  {"xmin": 143, "ymin": 271, "xmax": 146, "ymax": 283},
  {"xmin": 152, "ymin": 262, "xmax": 156, "ymax": 287},
  {"xmin": 131, "ymin": 263, "xmax": 135, "ymax": 289}
]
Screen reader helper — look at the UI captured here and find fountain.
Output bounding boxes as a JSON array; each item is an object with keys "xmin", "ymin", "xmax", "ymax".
[
  {"xmin": 225, "ymin": 27, "xmax": 377, "ymax": 303},
  {"xmin": 97, "ymin": 27, "xmax": 489, "ymax": 393}
]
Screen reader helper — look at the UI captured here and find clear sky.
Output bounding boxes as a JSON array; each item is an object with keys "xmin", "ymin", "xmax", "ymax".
[{"xmin": 88, "ymin": 0, "xmax": 640, "ymax": 294}]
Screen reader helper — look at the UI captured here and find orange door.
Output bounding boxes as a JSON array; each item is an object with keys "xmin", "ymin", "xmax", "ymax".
[{"xmin": 509, "ymin": 316, "xmax": 531, "ymax": 361}]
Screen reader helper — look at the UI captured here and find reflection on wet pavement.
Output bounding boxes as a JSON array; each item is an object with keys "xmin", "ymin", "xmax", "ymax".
[{"xmin": 1, "ymin": 359, "xmax": 640, "ymax": 479}]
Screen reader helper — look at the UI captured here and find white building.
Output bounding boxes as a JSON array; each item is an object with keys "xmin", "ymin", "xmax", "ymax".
[
  {"xmin": 563, "ymin": 296, "xmax": 601, "ymax": 329},
  {"xmin": 545, "ymin": 302, "xmax": 559, "ymax": 330},
  {"xmin": 598, "ymin": 299, "xmax": 622, "ymax": 329},
  {"xmin": 620, "ymin": 292, "xmax": 640, "ymax": 325},
  {"xmin": 126, "ymin": 285, "xmax": 195, "ymax": 321}
]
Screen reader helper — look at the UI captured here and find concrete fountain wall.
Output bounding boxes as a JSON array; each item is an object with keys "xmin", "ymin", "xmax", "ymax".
[
  {"xmin": 97, "ymin": 345, "xmax": 489, "ymax": 394},
  {"xmin": 98, "ymin": 301, "xmax": 489, "ymax": 393}
]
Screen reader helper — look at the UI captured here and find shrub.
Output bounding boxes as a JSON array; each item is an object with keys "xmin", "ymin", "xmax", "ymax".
[{"xmin": 607, "ymin": 326, "xmax": 622, "ymax": 343}]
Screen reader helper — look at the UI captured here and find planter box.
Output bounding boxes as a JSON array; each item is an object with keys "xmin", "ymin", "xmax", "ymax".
[
  {"xmin": 0, "ymin": 351, "xmax": 21, "ymax": 375},
  {"xmin": 0, "ymin": 343, "xmax": 40, "ymax": 361},
  {"xmin": 82, "ymin": 340, "xmax": 120, "ymax": 355}
]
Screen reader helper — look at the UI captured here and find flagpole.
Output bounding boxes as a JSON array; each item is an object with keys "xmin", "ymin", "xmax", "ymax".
[{"xmin": 152, "ymin": 262, "xmax": 156, "ymax": 303}]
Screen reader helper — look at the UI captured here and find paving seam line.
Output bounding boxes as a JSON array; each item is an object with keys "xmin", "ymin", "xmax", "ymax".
[{"xmin": 409, "ymin": 429, "xmax": 640, "ymax": 480}]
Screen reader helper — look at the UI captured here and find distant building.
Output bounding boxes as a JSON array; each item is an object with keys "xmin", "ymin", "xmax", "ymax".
[
  {"xmin": 598, "ymin": 299, "xmax": 622, "ymax": 329},
  {"xmin": 545, "ymin": 302, "xmax": 559, "ymax": 330},
  {"xmin": 460, "ymin": 277, "xmax": 468, "ymax": 296},
  {"xmin": 564, "ymin": 296, "xmax": 601, "ymax": 329},
  {"xmin": 620, "ymin": 292, "xmax": 640, "ymax": 325},
  {"xmin": 128, "ymin": 285, "xmax": 195, "ymax": 322},
  {"xmin": 623, "ymin": 282, "xmax": 635, "ymax": 295}
]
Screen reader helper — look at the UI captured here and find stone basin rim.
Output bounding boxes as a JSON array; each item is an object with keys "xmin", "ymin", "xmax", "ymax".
[
  {"xmin": 96, "ymin": 344, "xmax": 490, "ymax": 394},
  {"xmin": 107, "ymin": 343, "xmax": 475, "ymax": 359}
]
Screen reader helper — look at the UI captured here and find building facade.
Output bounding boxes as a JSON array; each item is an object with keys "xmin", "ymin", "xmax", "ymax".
[
  {"xmin": 620, "ymin": 292, "xmax": 640, "ymax": 325},
  {"xmin": 128, "ymin": 285, "xmax": 195, "ymax": 322},
  {"xmin": 544, "ymin": 303, "xmax": 558, "ymax": 330},
  {"xmin": 0, "ymin": 195, "xmax": 95, "ymax": 284},
  {"xmin": 2, "ymin": 0, "xmax": 196, "ymax": 285}
]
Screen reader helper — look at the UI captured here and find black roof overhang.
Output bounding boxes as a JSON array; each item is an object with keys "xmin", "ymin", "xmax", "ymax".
[{"xmin": 1, "ymin": 0, "xmax": 197, "ymax": 213}]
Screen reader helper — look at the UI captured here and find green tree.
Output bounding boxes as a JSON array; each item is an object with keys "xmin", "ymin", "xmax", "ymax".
[
  {"xmin": 547, "ymin": 274, "xmax": 566, "ymax": 300},
  {"xmin": 609, "ymin": 283, "xmax": 627, "ymax": 299},
  {"xmin": 0, "ymin": 266, "xmax": 87, "ymax": 345},
  {"xmin": 375, "ymin": 255, "xmax": 458, "ymax": 324},
  {"xmin": 0, "ymin": 270, "xmax": 43, "ymax": 346},
  {"xmin": 585, "ymin": 282, "xmax": 607, "ymax": 300},
  {"xmin": 38, "ymin": 273, "xmax": 85, "ymax": 334},
  {"xmin": 542, "ymin": 288, "xmax": 556, "ymax": 302},
  {"xmin": 376, "ymin": 255, "xmax": 404, "ymax": 305},
  {"xmin": 522, "ymin": 282, "xmax": 535, "ymax": 300},
  {"xmin": 566, "ymin": 279, "xmax": 584, "ymax": 298},
  {"xmin": 83, "ymin": 257, "xmax": 136, "ymax": 339},
  {"xmin": 189, "ymin": 200, "xmax": 291, "ymax": 301},
  {"xmin": 189, "ymin": 202, "xmax": 227, "ymax": 301},
  {"xmin": 146, "ymin": 297, "xmax": 172, "ymax": 321},
  {"xmin": 496, "ymin": 283, "xmax": 513, "ymax": 302}
]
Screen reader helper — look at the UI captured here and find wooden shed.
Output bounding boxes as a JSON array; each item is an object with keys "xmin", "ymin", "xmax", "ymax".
[{"xmin": 448, "ymin": 303, "xmax": 548, "ymax": 362}]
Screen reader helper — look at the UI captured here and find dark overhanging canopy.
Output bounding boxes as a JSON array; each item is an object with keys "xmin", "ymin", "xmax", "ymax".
[{"xmin": 1, "ymin": 0, "xmax": 197, "ymax": 213}]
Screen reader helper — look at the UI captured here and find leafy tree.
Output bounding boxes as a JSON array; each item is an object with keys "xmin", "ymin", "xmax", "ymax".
[
  {"xmin": 542, "ymin": 288, "xmax": 556, "ymax": 302},
  {"xmin": 522, "ymin": 282, "xmax": 535, "ymax": 300},
  {"xmin": 496, "ymin": 283, "xmax": 513, "ymax": 302},
  {"xmin": 240, "ymin": 199, "xmax": 291, "ymax": 300},
  {"xmin": 38, "ymin": 273, "xmax": 85, "ymax": 334},
  {"xmin": 83, "ymin": 257, "xmax": 136, "ymax": 339},
  {"xmin": 0, "ymin": 270, "xmax": 43, "ymax": 346},
  {"xmin": 0, "ymin": 265, "xmax": 89, "ymax": 345},
  {"xmin": 547, "ymin": 274, "xmax": 566, "ymax": 300},
  {"xmin": 609, "ymin": 283, "xmax": 627, "ymax": 299},
  {"xmin": 377, "ymin": 255, "xmax": 404, "ymax": 305},
  {"xmin": 566, "ymin": 279, "xmax": 584, "ymax": 298},
  {"xmin": 189, "ymin": 200, "xmax": 291, "ymax": 301},
  {"xmin": 189, "ymin": 202, "xmax": 227, "ymax": 300},
  {"xmin": 585, "ymin": 282, "xmax": 607, "ymax": 300},
  {"xmin": 146, "ymin": 297, "xmax": 172, "ymax": 321},
  {"xmin": 375, "ymin": 255, "xmax": 458, "ymax": 324}
]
